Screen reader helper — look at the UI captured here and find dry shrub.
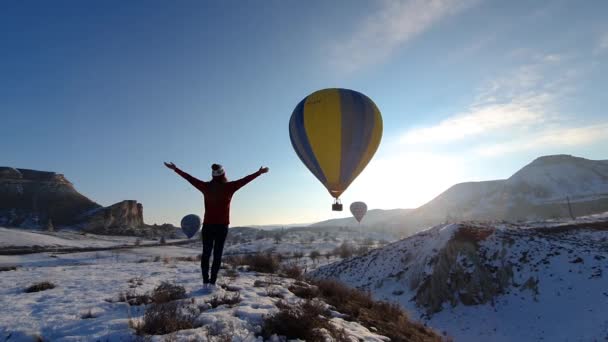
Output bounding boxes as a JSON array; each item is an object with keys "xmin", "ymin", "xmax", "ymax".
[
  {"xmin": 223, "ymin": 268, "xmax": 239, "ymax": 279},
  {"xmin": 174, "ymin": 255, "xmax": 200, "ymax": 262},
  {"xmin": 128, "ymin": 277, "xmax": 144, "ymax": 288},
  {"xmin": 261, "ymin": 300, "xmax": 336, "ymax": 341},
  {"xmin": 333, "ymin": 243, "xmax": 355, "ymax": 259},
  {"xmin": 131, "ymin": 302, "xmax": 196, "ymax": 336},
  {"xmin": 118, "ymin": 290, "xmax": 153, "ymax": 306},
  {"xmin": 81, "ymin": 309, "xmax": 96, "ymax": 319},
  {"xmin": 246, "ymin": 253, "xmax": 280, "ymax": 273},
  {"xmin": 280, "ymin": 263, "xmax": 303, "ymax": 279},
  {"xmin": 224, "ymin": 255, "xmax": 246, "ymax": 267},
  {"xmin": 288, "ymin": 283, "xmax": 320, "ymax": 299},
  {"xmin": 313, "ymin": 279, "xmax": 441, "ymax": 342},
  {"xmin": 226, "ymin": 253, "xmax": 280, "ymax": 273},
  {"xmin": 151, "ymin": 282, "xmax": 186, "ymax": 304},
  {"xmin": 207, "ymin": 291, "xmax": 241, "ymax": 308},
  {"xmin": 25, "ymin": 281, "xmax": 55, "ymax": 293}
]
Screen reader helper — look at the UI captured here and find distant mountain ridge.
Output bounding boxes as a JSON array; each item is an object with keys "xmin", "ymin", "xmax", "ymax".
[{"xmin": 312, "ymin": 155, "xmax": 608, "ymax": 234}]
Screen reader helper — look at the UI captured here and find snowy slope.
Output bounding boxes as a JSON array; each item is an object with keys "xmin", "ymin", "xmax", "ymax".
[
  {"xmin": 312, "ymin": 216, "xmax": 608, "ymax": 341},
  {"xmin": 506, "ymin": 155, "xmax": 608, "ymax": 204}
]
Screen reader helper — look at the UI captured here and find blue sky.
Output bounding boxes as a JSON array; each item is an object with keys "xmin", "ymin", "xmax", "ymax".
[{"xmin": 1, "ymin": 0, "xmax": 607, "ymax": 226}]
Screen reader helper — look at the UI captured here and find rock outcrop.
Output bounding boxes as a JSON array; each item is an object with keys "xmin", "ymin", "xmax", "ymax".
[
  {"xmin": 0, "ymin": 167, "xmax": 101, "ymax": 227},
  {"xmin": 0, "ymin": 167, "xmax": 163, "ymax": 235},
  {"xmin": 77, "ymin": 200, "xmax": 145, "ymax": 234}
]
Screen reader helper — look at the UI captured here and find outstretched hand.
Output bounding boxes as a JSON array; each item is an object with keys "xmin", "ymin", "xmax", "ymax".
[
  {"xmin": 259, "ymin": 166, "xmax": 269, "ymax": 174},
  {"xmin": 164, "ymin": 162, "xmax": 177, "ymax": 171}
]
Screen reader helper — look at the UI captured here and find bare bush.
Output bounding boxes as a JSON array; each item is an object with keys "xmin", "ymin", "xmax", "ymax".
[
  {"xmin": 207, "ymin": 291, "xmax": 241, "ymax": 308},
  {"xmin": 333, "ymin": 242, "xmax": 355, "ymax": 259},
  {"xmin": 128, "ymin": 277, "xmax": 144, "ymax": 288},
  {"xmin": 151, "ymin": 282, "xmax": 186, "ymax": 304},
  {"xmin": 313, "ymin": 279, "xmax": 441, "ymax": 341},
  {"xmin": 241, "ymin": 253, "xmax": 280, "ymax": 273},
  {"xmin": 81, "ymin": 309, "xmax": 96, "ymax": 319},
  {"xmin": 131, "ymin": 302, "xmax": 197, "ymax": 336},
  {"xmin": 280, "ymin": 263, "xmax": 303, "ymax": 280},
  {"xmin": 309, "ymin": 250, "xmax": 321, "ymax": 264},
  {"xmin": 288, "ymin": 283, "xmax": 320, "ymax": 299},
  {"xmin": 223, "ymin": 267, "xmax": 239, "ymax": 279},
  {"xmin": 25, "ymin": 281, "xmax": 55, "ymax": 293},
  {"xmin": 118, "ymin": 290, "xmax": 153, "ymax": 306},
  {"xmin": 261, "ymin": 300, "xmax": 336, "ymax": 341}
]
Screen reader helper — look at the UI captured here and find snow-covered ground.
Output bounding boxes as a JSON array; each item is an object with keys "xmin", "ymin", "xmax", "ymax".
[
  {"xmin": 0, "ymin": 247, "xmax": 389, "ymax": 341},
  {"xmin": 0, "ymin": 227, "xmax": 166, "ymax": 249},
  {"xmin": 313, "ymin": 215, "xmax": 608, "ymax": 341}
]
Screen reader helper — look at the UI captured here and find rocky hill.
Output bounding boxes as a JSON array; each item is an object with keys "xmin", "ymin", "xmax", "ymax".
[
  {"xmin": 0, "ymin": 167, "xmax": 101, "ymax": 227},
  {"xmin": 313, "ymin": 155, "xmax": 608, "ymax": 235},
  {"xmin": 312, "ymin": 215, "xmax": 608, "ymax": 341},
  {"xmin": 0, "ymin": 167, "xmax": 174, "ymax": 236}
]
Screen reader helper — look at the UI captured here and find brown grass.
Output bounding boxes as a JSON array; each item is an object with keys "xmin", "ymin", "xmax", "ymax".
[
  {"xmin": 207, "ymin": 291, "xmax": 241, "ymax": 308},
  {"xmin": 313, "ymin": 279, "xmax": 442, "ymax": 342},
  {"xmin": 288, "ymin": 283, "xmax": 320, "ymax": 299},
  {"xmin": 151, "ymin": 282, "xmax": 186, "ymax": 304},
  {"xmin": 280, "ymin": 263, "xmax": 303, "ymax": 279},
  {"xmin": 118, "ymin": 290, "xmax": 153, "ymax": 306},
  {"xmin": 131, "ymin": 302, "xmax": 197, "ymax": 336},
  {"xmin": 25, "ymin": 281, "xmax": 55, "ymax": 293},
  {"xmin": 261, "ymin": 300, "xmax": 338, "ymax": 341},
  {"xmin": 225, "ymin": 253, "xmax": 280, "ymax": 274}
]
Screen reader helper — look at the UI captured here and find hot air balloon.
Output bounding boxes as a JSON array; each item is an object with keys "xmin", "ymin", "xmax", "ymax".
[
  {"xmin": 180, "ymin": 214, "xmax": 201, "ymax": 239},
  {"xmin": 289, "ymin": 88, "xmax": 383, "ymax": 211},
  {"xmin": 350, "ymin": 201, "xmax": 367, "ymax": 223}
]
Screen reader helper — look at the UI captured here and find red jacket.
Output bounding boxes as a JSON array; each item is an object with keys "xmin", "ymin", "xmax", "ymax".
[{"xmin": 175, "ymin": 168, "xmax": 261, "ymax": 225}]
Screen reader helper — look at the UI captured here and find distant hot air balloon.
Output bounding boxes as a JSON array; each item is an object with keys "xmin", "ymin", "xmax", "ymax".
[
  {"xmin": 180, "ymin": 214, "xmax": 201, "ymax": 239},
  {"xmin": 289, "ymin": 88, "xmax": 383, "ymax": 211},
  {"xmin": 350, "ymin": 201, "xmax": 367, "ymax": 223}
]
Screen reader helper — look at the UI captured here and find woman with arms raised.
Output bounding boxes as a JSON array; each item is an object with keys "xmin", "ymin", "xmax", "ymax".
[{"xmin": 165, "ymin": 162, "xmax": 269, "ymax": 287}]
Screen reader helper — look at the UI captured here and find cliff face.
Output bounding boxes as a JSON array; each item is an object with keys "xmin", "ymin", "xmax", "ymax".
[
  {"xmin": 0, "ymin": 167, "xmax": 101, "ymax": 227},
  {"xmin": 0, "ymin": 167, "xmax": 152, "ymax": 235},
  {"xmin": 78, "ymin": 200, "xmax": 145, "ymax": 234}
]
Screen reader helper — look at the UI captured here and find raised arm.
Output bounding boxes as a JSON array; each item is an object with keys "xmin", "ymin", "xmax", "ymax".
[
  {"xmin": 231, "ymin": 166, "xmax": 269, "ymax": 192},
  {"xmin": 164, "ymin": 162, "xmax": 207, "ymax": 193}
]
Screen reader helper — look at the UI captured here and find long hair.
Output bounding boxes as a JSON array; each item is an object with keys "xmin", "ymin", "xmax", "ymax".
[{"xmin": 211, "ymin": 174, "xmax": 227, "ymax": 183}]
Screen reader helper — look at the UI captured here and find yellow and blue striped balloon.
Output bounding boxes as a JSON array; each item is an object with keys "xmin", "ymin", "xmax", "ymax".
[{"xmin": 289, "ymin": 88, "xmax": 383, "ymax": 199}]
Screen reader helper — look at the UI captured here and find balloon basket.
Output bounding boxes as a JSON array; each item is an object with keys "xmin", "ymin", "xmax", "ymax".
[{"xmin": 332, "ymin": 199, "xmax": 343, "ymax": 211}]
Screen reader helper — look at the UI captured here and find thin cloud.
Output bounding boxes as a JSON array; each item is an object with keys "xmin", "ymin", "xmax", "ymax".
[
  {"xmin": 331, "ymin": 0, "xmax": 479, "ymax": 72},
  {"xmin": 597, "ymin": 32, "xmax": 608, "ymax": 54},
  {"xmin": 401, "ymin": 97, "xmax": 548, "ymax": 144},
  {"xmin": 400, "ymin": 52, "xmax": 607, "ymax": 156},
  {"xmin": 401, "ymin": 60, "xmax": 560, "ymax": 144},
  {"xmin": 476, "ymin": 123, "xmax": 608, "ymax": 157}
]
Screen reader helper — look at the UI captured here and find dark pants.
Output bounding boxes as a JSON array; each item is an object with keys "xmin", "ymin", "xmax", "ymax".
[{"xmin": 201, "ymin": 224, "xmax": 228, "ymax": 284}]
